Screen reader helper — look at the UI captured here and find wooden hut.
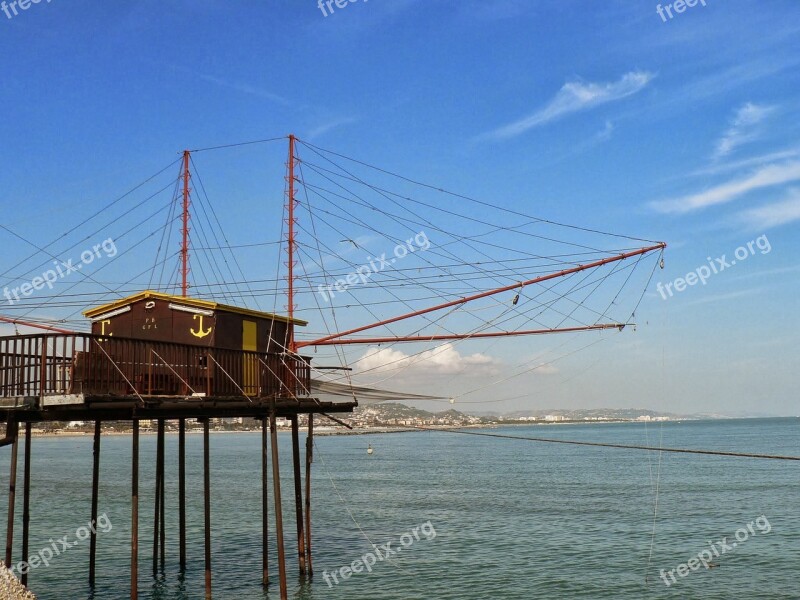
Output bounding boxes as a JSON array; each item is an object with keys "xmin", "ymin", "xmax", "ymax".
[{"xmin": 75, "ymin": 291, "xmax": 309, "ymax": 399}]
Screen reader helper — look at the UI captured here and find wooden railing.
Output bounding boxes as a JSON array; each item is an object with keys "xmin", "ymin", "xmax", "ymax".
[{"xmin": 0, "ymin": 333, "xmax": 311, "ymax": 401}]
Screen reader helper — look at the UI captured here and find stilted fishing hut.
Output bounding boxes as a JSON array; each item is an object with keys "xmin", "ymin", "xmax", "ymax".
[{"xmin": 0, "ymin": 292, "xmax": 356, "ymax": 599}]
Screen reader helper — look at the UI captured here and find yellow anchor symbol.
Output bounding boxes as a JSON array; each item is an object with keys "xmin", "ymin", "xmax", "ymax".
[
  {"xmin": 190, "ymin": 314, "xmax": 212, "ymax": 339},
  {"xmin": 100, "ymin": 319, "xmax": 113, "ymax": 336}
]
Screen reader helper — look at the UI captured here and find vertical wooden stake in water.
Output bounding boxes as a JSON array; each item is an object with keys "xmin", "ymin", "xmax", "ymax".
[
  {"xmin": 20, "ymin": 423, "xmax": 31, "ymax": 587},
  {"xmin": 291, "ymin": 415, "xmax": 306, "ymax": 575},
  {"xmin": 4, "ymin": 420, "xmax": 18, "ymax": 569},
  {"xmin": 153, "ymin": 420, "xmax": 163, "ymax": 576},
  {"xmin": 131, "ymin": 419, "xmax": 139, "ymax": 600},
  {"xmin": 261, "ymin": 416, "xmax": 269, "ymax": 586},
  {"xmin": 270, "ymin": 411, "xmax": 288, "ymax": 600},
  {"xmin": 178, "ymin": 418, "xmax": 186, "ymax": 572},
  {"xmin": 203, "ymin": 419, "xmax": 212, "ymax": 598},
  {"xmin": 90, "ymin": 421, "xmax": 101, "ymax": 587},
  {"xmin": 159, "ymin": 420, "xmax": 165, "ymax": 571},
  {"xmin": 304, "ymin": 415, "xmax": 313, "ymax": 575}
]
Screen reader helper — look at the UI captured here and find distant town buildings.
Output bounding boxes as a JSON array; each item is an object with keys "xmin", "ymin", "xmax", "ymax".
[{"xmin": 30, "ymin": 404, "xmax": 675, "ymax": 435}]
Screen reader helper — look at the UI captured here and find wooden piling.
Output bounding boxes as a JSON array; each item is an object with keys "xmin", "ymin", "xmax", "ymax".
[
  {"xmin": 20, "ymin": 423, "xmax": 31, "ymax": 587},
  {"xmin": 152, "ymin": 419, "xmax": 163, "ymax": 576},
  {"xmin": 291, "ymin": 416, "xmax": 306, "ymax": 575},
  {"xmin": 178, "ymin": 418, "xmax": 186, "ymax": 572},
  {"xmin": 131, "ymin": 419, "xmax": 139, "ymax": 600},
  {"xmin": 270, "ymin": 411, "xmax": 288, "ymax": 600},
  {"xmin": 304, "ymin": 415, "xmax": 313, "ymax": 575},
  {"xmin": 159, "ymin": 420, "xmax": 165, "ymax": 571},
  {"xmin": 4, "ymin": 420, "xmax": 18, "ymax": 569},
  {"xmin": 262, "ymin": 416, "xmax": 269, "ymax": 586},
  {"xmin": 89, "ymin": 421, "xmax": 101, "ymax": 586},
  {"xmin": 203, "ymin": 419, "xmax": 212, "ymax": 598}
]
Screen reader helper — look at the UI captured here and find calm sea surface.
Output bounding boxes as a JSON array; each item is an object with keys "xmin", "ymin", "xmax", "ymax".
[{"xmin": 0, "ymin": 418, "xmax": 797, "ymax": 599}]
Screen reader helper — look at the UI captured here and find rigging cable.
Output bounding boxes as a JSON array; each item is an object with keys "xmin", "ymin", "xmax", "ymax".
[{"xmin": 409, "ymin": 427, "xmax": 800, "ymax": 461}]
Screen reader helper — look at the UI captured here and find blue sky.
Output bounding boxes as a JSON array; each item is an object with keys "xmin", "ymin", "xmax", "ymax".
[{"xmin": 1, "ymin": 0, "xmax": 799, "ymax": 416}]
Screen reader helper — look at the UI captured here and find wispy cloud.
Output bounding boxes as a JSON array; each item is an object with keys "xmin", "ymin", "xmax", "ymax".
[
  {"xmin": 650, "ymin": 161, "xmax": 800, "ymax": 214},
  {"xmin": 682, "ymin": 287, "xmax": 763, "ymax": 307},
  {"xmin": 306, "ymin": 117, "xmax": 357, "ymax": 141},
  {"xmin": 194, "ymin": 72, "xmax": 289, "ymax": 105},
  {"xmin": 159, "ymin": 62, "xmax": 291, "ymax": 105},
  {"xmin": 736, "ymin": 189, "xmax": 800, "ymax": 230},
  {"xmin": 689, "ymin": 147, "xmax": 800, "ymax": 178},
  {"xmin": 481, "ymin": 71, "xmax": 654, "ymax": 140},
  {"xmin": 527, "ymin": 120, "xmax": 616, "ymax": 169},
  {"xmin": 729, "ymin": 263, "xmax": 800, "ymax": 282},
  {"xmin": 676, "ymin": 57, "xmax": 799, "ymax": 106},
  {"xmin": 712, "ymin": 102, "xmax": 775, "ymax": 160},
  {"xmin": 596, "ymin": 120, "xmax": 614, "ymax": 142}
]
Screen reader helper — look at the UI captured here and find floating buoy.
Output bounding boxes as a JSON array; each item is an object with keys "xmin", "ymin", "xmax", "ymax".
[{"xmin": 367, "ymin": 444, "xmax": 374, "ymax": 455}]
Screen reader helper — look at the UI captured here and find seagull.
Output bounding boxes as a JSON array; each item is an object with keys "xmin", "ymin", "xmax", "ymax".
[{"xmin": 340, "ymin": 239, "xmax": 360, "ymax": 249}]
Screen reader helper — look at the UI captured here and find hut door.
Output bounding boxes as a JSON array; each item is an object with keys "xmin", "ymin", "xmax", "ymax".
[{"xmin": 242, "ymin": 320, "xmax": 258, "ymax": 396}]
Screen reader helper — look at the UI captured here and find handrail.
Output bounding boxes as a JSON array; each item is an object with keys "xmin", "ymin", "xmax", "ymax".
[{"xmin": 0, "ymin": 333, "xmax": 311, "ymax": 401}]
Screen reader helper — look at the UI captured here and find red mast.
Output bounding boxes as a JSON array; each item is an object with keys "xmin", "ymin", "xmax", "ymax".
[
  {"xmin": 181, "ymin": 150, "xmax": 191, "ymax": 297},
  {"xmin": 286, "ymin": 135, "xmax": 297, "ymax": 352}
]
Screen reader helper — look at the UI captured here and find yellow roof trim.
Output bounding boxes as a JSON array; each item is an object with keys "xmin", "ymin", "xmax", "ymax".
[{"xmin": 82, "ymin": 290, "xmax": 307, "ymax": 326}]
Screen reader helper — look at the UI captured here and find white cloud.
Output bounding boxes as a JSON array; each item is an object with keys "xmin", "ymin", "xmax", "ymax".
[
  {"xmin": 481, "ymin": 71, "xmax": 654, "ymax": 140},
  {"xmin": 356, "ymin": 343, "xmax": 500, "ymax": 377},
  {"xmin": 650, "ymin": 161, "xmax": 800, "ymax": 214},
  {"xmin": 307, "ymin": 117, "xmax": 357, "ymax": 140},
  {"xmin": 530, "ymin": 363, "xmax": 559, "ymax": 375},
  {"xmin": 713, "ymin": 102, "xmax": 774, "ymax": 160},
  {"xmin": 736, "ymin": 189, "xmax": 800, "ymax": 230},
  {"xmin": 689, "ymin": 147, "xmax": 800, "ymax": 178}
]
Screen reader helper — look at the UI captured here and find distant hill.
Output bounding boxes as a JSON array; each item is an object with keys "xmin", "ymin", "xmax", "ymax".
[
  {"xmin": 502, "ymin": 408, "xmax": 685, "ymax": 420},
  {"xmin": 355, "ymin": 402, "xmax": 467, "ymax": 419}
]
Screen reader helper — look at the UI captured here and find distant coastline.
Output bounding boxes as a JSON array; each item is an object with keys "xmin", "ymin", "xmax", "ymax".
[{"xmin": 22, "ymin": 415, "xmax": 796, "ymax": 439}]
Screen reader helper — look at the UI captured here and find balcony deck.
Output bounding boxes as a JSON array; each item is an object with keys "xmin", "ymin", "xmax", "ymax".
[{"xmin": 0, "ymin": 333, "xmax": 356, "ymax": 422}]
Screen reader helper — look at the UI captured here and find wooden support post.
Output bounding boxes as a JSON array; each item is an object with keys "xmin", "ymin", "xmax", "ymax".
[
  {"xmin": 4, "ymin": 420, "xmax": 18, "ymax": 569},
  {"xmin": 291, "ymin": 416, "xmax": 306, "ymax": 575},
  {"xmin": 178, "ymin": 418, "xmax": 186, "ymax": 572},
  {"xmin": 304, "ymin": 415, "xmax": 313, "ymax": 576},
  {"xmin": 131, "ymin": 419, "xmax": 139, "ymax": 600},
  {"xmin": 152, "ymin": 420, "xmax": 163, "ymax": 576},
  {"xmin": 20, "ymin": 423, "xmax": 31, "ymax": 587},
  {"xmin": 89, "ymin": 421, "xmax": 101, "ymax": 587},
  {"xmin": 261, "ymin": 416, "xmax": 268, "ymax": 586},
  {"xmin": 159, "ymin": 420, "xmax": 165, "ymax": 571},
  {"xmin": 203, "ymin": 419, "xmax": 212, "ymax": 598},
  {"xmin": 270, "ymin": 411, "xmax": 288, "ymax": 600}
]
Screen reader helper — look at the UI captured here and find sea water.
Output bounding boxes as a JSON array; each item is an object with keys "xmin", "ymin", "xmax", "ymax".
[{"xmin": 0, "ymin": 418, "xmax": 797, "ymax": 599}]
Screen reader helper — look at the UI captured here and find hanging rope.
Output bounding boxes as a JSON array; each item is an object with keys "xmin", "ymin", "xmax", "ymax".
[{"xmin": 409, "ymin": 426, "xmax": 800, "ymax": 461}]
